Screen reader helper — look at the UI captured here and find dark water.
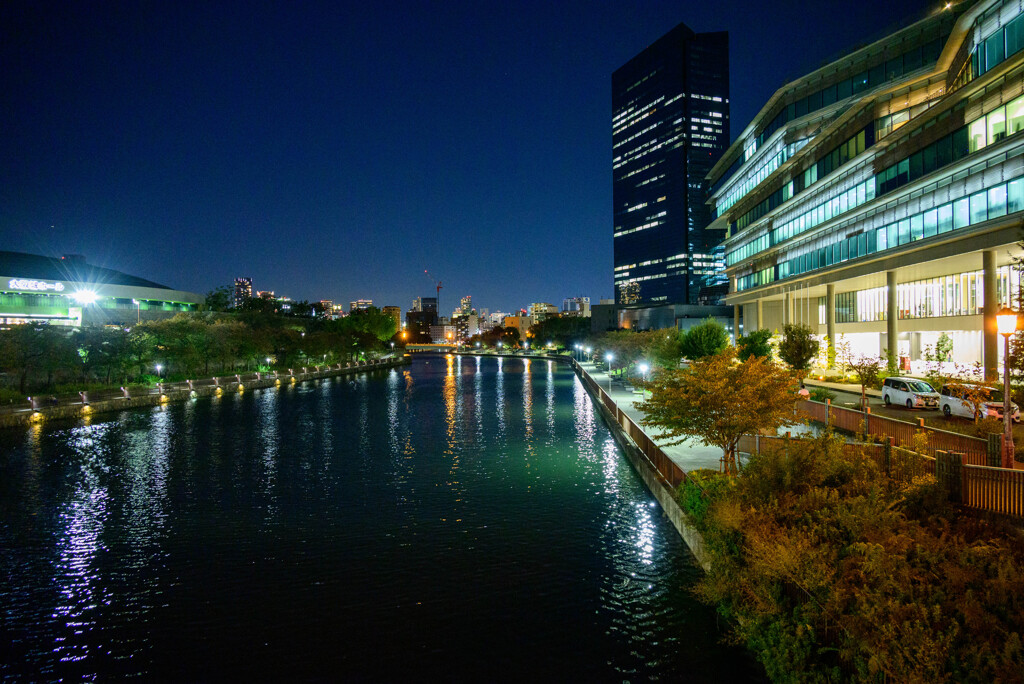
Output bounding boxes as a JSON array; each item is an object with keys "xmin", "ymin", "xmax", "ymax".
[{"xmin": 0, "ymin": 355, "xmax": 760, "ymax": 682}]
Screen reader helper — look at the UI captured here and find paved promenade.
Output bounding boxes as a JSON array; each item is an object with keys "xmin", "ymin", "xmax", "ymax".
[
  {"xmin": 575, "ymin": 360, "xmax": 818, "ymax": 474},
  {"xmin": 577, "ymin": 361, "xmax": 728, "ymax": 472}
]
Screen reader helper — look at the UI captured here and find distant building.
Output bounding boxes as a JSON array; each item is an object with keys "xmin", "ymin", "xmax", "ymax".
[
  {"xmin": 234, "ymin": 277, "xmax": 252, "ymax": 308},
  {"xmin": 453, "ymin": 313, "xmax": 478, "ymax": 341},
  {"xmin": 349, "ymin": 299, "xmax": 373, "ymax": 313},
  {"xmin": 562, "ymin": 296, "xmax": 592, "ymax": 317},
  {"xmin": 503, "ymin": 315, "xmax": 533, "ymax": 339},
  {"xmin": 459, "ymin": 295, "xmax": 473, "ymax": 315},
  {"xmin": 429, "ymin": 324, "xmax": 455, "ymax": 343},
  {"xmin": 257, "ymin": 290, "xmax": 275, "ymax": 300},
  {"xmin": 0, "ymin": 250, "xmax": 202, "ymax": 327},
  {"xmin": 529, "ymin": 302, "xmax": 559, "ymax": 321}
]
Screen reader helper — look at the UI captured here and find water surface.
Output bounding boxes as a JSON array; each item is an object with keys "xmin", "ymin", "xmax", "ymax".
[{"xmin": 0, "ymin": 355, "xmax": 760, "ymax": 681}]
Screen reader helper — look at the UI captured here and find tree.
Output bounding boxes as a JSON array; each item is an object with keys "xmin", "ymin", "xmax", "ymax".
[
  {"xmin": 204, "ymin": 286, "xmax": 232, "ymax": 312},
  {"xmin": 736, "ymin": 329, "xmax": 773, "ymax": 361},
  {"xmin": 778, "ymin": 323, "xmax": 820, "ymax": 370},
  {"xmin": 638, "ymin": 347, "xmax": 798, "ymax": 474},
  {"xmin": 679, "ymin": 318, "xmax": 729, "ymax": 360},
  {"xmin": 846, "ymin": 354, "xmax": 883, "ymax": 411}
]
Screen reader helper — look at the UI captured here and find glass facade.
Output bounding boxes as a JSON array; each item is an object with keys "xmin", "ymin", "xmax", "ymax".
[{"xmin": 830, "ymin": 267, "xmax": 1020, "ymax": 324}]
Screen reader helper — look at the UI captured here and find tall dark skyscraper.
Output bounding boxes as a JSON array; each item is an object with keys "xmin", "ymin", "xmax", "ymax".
[{"xmin": 612, "ymin": 23, "xmax": 729, "ymax": 305}]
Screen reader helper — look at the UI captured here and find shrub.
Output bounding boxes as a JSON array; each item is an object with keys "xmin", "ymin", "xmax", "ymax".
[{"xmin": 808, "ymin": 387, "xmax": 836, "ymax": 403}]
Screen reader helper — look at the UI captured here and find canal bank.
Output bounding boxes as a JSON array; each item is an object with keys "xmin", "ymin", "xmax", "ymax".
[
  {"xmin": 0, "ymin": 357, "xmax": 410, "ymax": 429},
  {"xmin": 564, "ymin": 357, "xmax": 713, "ymax": 569}
]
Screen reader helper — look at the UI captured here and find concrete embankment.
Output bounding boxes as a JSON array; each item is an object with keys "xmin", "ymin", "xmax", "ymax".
[
  {"xmin": 0, "ymin": 358, "xmax": 410, "ymax": 429},
  {"xmin": 568, "ymin": 360, "xmax": 711, "ymax": 570}
]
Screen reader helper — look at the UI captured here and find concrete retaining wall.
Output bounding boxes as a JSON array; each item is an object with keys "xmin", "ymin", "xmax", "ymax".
[
  {"xmin": 570, "ymin": 363, "xmax": 711, "ymax": 571},
  {"xmin": 0, "ymin": 358, "xmax": 411, "ymax": 429}
]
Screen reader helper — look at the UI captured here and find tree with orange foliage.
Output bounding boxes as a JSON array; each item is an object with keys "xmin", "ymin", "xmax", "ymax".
[{"xmin": 638, "ymin": 346, "xmax": 799, "ymax": 474}]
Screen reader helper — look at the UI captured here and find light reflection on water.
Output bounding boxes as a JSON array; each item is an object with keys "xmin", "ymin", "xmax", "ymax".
[{"xmin": 0, "ymin": 356, "xmax": 761, "ymax": 682}]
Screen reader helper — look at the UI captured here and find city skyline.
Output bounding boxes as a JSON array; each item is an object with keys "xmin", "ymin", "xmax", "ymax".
[{"xmin": 2, "ymin": 0, "xmax": 932, "ymax": 311}]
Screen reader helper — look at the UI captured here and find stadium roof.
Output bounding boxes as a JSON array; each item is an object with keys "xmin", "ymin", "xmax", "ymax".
[{"xmin": 0, "ymin": 251, "xmax": 171, "ymax": 290}]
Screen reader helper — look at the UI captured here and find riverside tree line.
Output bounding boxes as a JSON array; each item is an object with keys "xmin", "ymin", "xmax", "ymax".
[{"xmin": 0, "ymin": 307, "xmax": 398, "ymax": 401}]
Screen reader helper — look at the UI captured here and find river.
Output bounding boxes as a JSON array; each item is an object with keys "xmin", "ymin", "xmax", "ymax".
[{"xmin": 0, "ymin": 354, "xmax": 761, "ymax": 681}]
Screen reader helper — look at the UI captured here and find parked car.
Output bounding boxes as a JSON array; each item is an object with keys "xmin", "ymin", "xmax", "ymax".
[
  {"xmin": 882, "ymin": 377, "xmax": 939, "ymax": 409},
  {"xmin": 939, "ymin": 383, "xmax": 1021, "ymax": 421}
]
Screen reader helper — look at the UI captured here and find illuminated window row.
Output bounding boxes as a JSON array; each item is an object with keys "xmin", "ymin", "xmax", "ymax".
[
  {"xmin": 717, "ymin": 147, "xmax": 789, "ymax": 215},
  {"xmin": 876, "ymin": 95, "xmax": 1024, "ymax": 196},
  {"xmin": 829, "ymin": 267, "xmax": 1020, "ymax": 324},
  {"xmin": 726, "ymin": 234, "xmax": 769, "ymax": 266},
  {"xmin": 772, "ymin": 177, "xmax": 876, "ymax": 245},
  {"xmin": 748, "ymin": 174, "xmax": 1024, "ymax": 291},
  {"xmin": 613, "ymin": 216, "xmax": 665, "ymax": 237},
  {"xmin": 613, "ymin": 121, "xmax": 661, "ymax": 150},
  {"xmin": 736, "ymin": 268, "xmax": 773, "ymax": 291}
]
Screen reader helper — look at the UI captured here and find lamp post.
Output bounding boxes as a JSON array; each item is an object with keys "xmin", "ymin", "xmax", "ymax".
[
  {"xmin": 585, "ymin": 346, "xmax": 592, "ymax": 362},
  {"xmin": 638, "ymin": 362, "xmax": 649, "ymax": 399},
  {"xmin": 605, "ymin": 352, "xmax": 614, "ymax": 391},
  {"xmin": 155, "ymin": 363, "xmax": 163, "ymax": 382},
  {"xmin": 996, "ymin": 306, "xmax": 1018, "ymax": 468}
]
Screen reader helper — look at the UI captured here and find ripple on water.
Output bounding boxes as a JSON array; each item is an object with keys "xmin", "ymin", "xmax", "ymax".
[{"xmin": 0, "ymin": 357, "xmax": 763, "ymax": 682}]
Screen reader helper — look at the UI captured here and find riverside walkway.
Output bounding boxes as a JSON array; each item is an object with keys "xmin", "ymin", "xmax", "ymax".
[{"xmin": 575, "ymin": 360, "xmax": 726, "ymax": 472}]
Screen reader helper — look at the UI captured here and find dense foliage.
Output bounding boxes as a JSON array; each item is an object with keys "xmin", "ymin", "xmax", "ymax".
[
  {"xmin": 778, "ymin": 324, "xmax": 820, "ymax": 370},
  {"xmin": 679, "ymin": 433, "xmax": 1024, "ymax": 682},
  {"xmin": 679, "ymin": 318, "xmax": 729, "ymax": 360},
  {"xmin": 736, "ymin": 329, "xmax": 773, "ymax": 361},
  {"xmin": 0, "ymin": 307, "xmax": 398, "ymax": 395},
  {"xmin": 638, "ymin": 347, "xmax": 798, "ymax": 473}
]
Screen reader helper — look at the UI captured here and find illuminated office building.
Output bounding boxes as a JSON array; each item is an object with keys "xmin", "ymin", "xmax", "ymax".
[
  {"xmin": 613, "ymin": 22, "xmax": 729, "ymax": 305},
  {"xmin": 709, "ymin": 0, "xmax": 1024, "ymax": 375}
]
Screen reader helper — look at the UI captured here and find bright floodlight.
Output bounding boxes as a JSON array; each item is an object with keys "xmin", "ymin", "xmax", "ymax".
[
  {"xmin": 639, "ymin": 363, "xmax": 649, "ymax": 375},
  {"xmin": 585, "ymin": 347, "xmax": 591, "ymax": 353},
  {"xmin": 72, "ymin": 289, "xmax": 98, "ymax": 304},
  {"xmin": 605, "ymin": 353, "xmax": 614, "ymax": 362},
  {"xmin": 997, "ymin": 307, "xmax": 1019, "ymax": 336}
]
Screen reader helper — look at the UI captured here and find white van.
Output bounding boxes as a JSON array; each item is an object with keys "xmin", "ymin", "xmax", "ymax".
[
  {"xmin": 939, "ymin": 383, "xmax": 1020, "ymax": 421},
  {"xmin": 881, "ymin": 377, "xmax": 939, "ymax": 409}
]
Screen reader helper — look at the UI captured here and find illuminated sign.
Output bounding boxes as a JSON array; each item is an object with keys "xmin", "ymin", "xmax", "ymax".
[{"xmin": 8, "ymin": 279, "xmax": 66, "ymax": 292}]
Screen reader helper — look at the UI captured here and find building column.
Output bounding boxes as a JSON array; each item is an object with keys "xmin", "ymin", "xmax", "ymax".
[
  {"xmin": 733, "ymin": 304, "xmax": 740, "ymax": 342},
  {"xmin": 983, "ymin": 249, "xmax": 999, "ymax": 380},
  {"xmin": 887, "ymin": 270, "xmax": 898, "ymax": 364},
  {"xmin": 826, "ymin": 284, "xmax": 836, "ymax": 365},
  {"xmin": 784, "ymin": 291, "xmax": 793, "ymax": 326},
  {"xmin": 756, "ymin": 299, "xmax": 763, "ymax": 330}
]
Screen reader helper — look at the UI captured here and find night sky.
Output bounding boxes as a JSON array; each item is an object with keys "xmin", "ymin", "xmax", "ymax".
[{"xmin": 2, "ymin": 0, "xmax": 929, "ymax": 314}]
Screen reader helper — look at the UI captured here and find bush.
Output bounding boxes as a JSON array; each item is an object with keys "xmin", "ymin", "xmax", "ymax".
[
  {"xmin": 690, "ymin": 432, "xmax": 1024, "ymax": 681},
  {"xmin": 676, "ymin": 469, "xmax": 731, "ymax": 530},
  {"xmin": 808, "ymin": 387, "xmax": 836, "ymax": 403}
]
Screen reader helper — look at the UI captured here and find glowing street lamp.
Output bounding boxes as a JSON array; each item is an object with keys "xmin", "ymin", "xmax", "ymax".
[
  {"xmin": 585, "ymin": 346, "xmax": 592, "ymax": 362},
  {"xmin": 605, "ymin": 352, "xmax": 614, "ymax": 391},
  {"xmin": 155, "ymin": 363, "xmax": 163, "ymax": 380},
  {"xmin": 997, "ymin": 306, "xmax": 1019, "ymax": 468}
]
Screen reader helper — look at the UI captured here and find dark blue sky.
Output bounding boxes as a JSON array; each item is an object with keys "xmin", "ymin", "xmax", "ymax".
[{"xmin": 2, "ymin": 0, "xmax": 927, "ymax": 314}]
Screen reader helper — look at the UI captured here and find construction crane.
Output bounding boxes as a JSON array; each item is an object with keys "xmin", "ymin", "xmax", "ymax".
[{"xmin": 424, "ymin": 270, "xmax": 442, "ymax": 314}]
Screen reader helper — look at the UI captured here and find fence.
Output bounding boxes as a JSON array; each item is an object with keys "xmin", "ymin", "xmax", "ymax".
[
  {"xmin": 572, "ymin": 359, "xmax": 698, "ymax": 493},
  {"xmin": 795, "ymin": 400, "xmax": 992, "ymax": 466},
  {"xmin": 572, "ymin": 361, "xmax": 1022, "ymax": 520}
]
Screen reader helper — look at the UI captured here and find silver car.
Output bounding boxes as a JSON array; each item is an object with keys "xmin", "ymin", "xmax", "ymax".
[{"xmin": 882, "ymin": 377, "xmax": 939, "ymax": 409}]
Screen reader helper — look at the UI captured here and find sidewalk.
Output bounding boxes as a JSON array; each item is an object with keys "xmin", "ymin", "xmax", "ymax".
[{"xmin": 578, "ymin": 362, "xmax": 747, "ymax": 472}]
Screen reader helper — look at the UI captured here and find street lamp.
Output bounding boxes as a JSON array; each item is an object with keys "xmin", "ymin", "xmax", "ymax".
[
  {"xmin": 638, "ymin": 362, "xmax": 650, "ymax": 399},
  {"xmin": 605, "ymin": 352, "xmax": 614, "ymax": 391},
  {"xmin": 498, "ymin": 341, "xmax": 503, "ymax": 353},
  {"xmin": 155, "ymin": 363, "xmax": 163, "ymax": 379},
  {"xmin": 585, "ymin": 346, "xmax": 592, "ymax": 362},
  {"xmin": 996, "ymin": 306, "xmax": 1018, "ymax": 468}
]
